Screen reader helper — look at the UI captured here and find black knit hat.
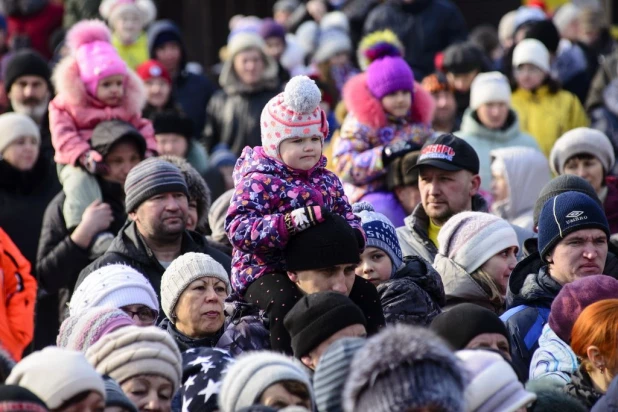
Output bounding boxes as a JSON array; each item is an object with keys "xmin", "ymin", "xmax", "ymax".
[
  {"xmin": 442, "ymin": 41, "xmax": 487, "ymax": 74},
  {"xmin": 284, "ymin": 291, "xmax": 367, "ymax": 358},
  {"xmin": 430, "ymin": 303, "xmax": 509, "ymax": 350},
  {"xmin": 152, "ymin": 110, "xmax": 194, "ymax": 139},
  {"xmin": 284, "ymin": 213, "xmax": 361, "ymax": 272},
  {"xmin": 0, "ymin": 385, "xmax": 48, "ymax": 412},
  {"xmin": 91, "ymin": 120, "xmax": 147, "ymax": 159},
  {"xmin": 525, "ymin": 19, "xmax": 560, "ymax": 54},
  {"xmin": 103, "ymin": 376, "xmax": 137, "ymax": 412},
  {"xmin": 4, "ymin": 50, "xmax": 51, "ymax": 94},
  {"xmin": 533, "ymin": 175, "xmax": 602, "ymax": 228}
]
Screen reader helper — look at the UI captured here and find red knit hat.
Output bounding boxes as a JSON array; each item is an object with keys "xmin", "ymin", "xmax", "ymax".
[{"xmin": 136, "ymin": 59, "xmax": 171, "ymax": 84}]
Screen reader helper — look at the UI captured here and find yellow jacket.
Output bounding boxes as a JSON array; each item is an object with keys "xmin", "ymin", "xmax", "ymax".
[
  {"xmin": 511, "ymin": 85, "xmax": 589, "ymax": 157},
  {"xmin": 112, "ymin": 33, "xmax": 149, "ymax": 70}
]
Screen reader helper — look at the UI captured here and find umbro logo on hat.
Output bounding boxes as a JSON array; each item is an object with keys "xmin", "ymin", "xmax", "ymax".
[
  {"xmin": 412, "ymin": 133, "xmax": 480, "ymax": 175},
  {"xmin": 566, "ymin": 211, "xmax": 584, "ymax": 218},
  {"xmin": 566, "ymin": 210, "xmax": 587, "ymax": 224}
]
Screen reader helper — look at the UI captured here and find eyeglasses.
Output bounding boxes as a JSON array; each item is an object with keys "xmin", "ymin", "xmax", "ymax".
[{"xmin": 120, "ymin": 306, "xmax": 159, "ymax": 324}]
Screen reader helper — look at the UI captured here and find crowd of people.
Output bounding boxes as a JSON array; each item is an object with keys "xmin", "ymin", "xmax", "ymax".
[{"xmin": 0, "ymin": 0, "xmax": 618, "ymax": 411}]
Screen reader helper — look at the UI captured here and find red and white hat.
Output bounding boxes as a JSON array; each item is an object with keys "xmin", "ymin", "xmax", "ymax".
[{"xmin": 261, "ymin": 75, "xmax": 329, "ymax": 161}]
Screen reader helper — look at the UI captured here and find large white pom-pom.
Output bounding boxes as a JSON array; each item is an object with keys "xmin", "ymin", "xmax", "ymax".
[
  {"xmin": 352, "ymin": 201, "xmax": 375, "ymax": 213},
  {"xmin": 283, "ymin": 75, "xmax": 321, "ymax": 114}
]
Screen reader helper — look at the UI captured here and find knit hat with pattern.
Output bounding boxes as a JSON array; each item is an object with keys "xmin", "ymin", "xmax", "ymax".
[
  {"xmin": 0, "ymin": 386, "xmax": 48, "ymax": 412},
  {"xmin": 6, "ymin": 347, "xmax": 106, "ymax": 410},
  {"xmin": 124, "ymin": 157, "xmax": 189, "ymax": 212},
  {"xmin": 69, "ymin": 264, "xmax": 159, "ymax": 316},
  {"xmin": 537, "ymin": 191, "xmax": 609, "ymax": 260},
  {"xmin": 57, "ymin": 307, "xmax": 134, "ymax": 352},
  {"xmin": 86, "ymin": 325, "xmax": 182, "ymax": 389},
  {"xmin": 342, "ymin": 324, "xmax": 466, "ymax": 412},
  {"xmin": 353, "ymin": 202, "xmax": 403, "ymax": 275},
  {"xmin": 366, "ymin": 55, "xmax": 414, "ymax": 100},
  {"xmin": 549, "ymin": 127, "xmax": 615, "ymax": 175},
  {"xmin": 161, "ymin": 252, "xmax": 230, "ymax": 323},
  {"xmin": 0, "ymin": 113, "xmax": 41, "ymax": 155},
  {"xmin": 260, "ymin": 75, "xmax": 329, "ymax": 161},
  {"xmin": 437, "ymin": 211, "xmax": 519, "ymax": 274}
]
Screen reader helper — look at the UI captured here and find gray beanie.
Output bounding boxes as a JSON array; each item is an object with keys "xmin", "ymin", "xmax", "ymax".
[
  {"xmin": 549, "ymin": 127, "xmax": 615, "ymax": 175},
  {"xmin": 218, "ymin": 351, "xmax": 314, "ymax": 412},
  {"xmin": 314, "ymin": 338, "xmax": 366, "ymax": 412},
  {"xmin": 313, "ymin": 29, "xmax": 352, "ymax": 64},
  {"xmin": 342, "ymin": 324, "xmax": 466, "ymax": 412},
  {"xmin": 124, "ymin": 157, "xmax": 189, "ymax": 213},
  {"xmin": 161, "ymin": 252, "xmax": 230, "ymax": 322}
]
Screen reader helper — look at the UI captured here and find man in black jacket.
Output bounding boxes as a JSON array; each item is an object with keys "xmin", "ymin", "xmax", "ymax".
[{"xmin": 76, "ymin": 157, "xmax": 231, "ymax": 302}]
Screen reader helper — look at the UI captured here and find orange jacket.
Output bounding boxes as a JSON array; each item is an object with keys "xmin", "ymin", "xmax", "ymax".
[{"xmin": 0, "ymin": 228, "xmax": 36, "ymax": 361}]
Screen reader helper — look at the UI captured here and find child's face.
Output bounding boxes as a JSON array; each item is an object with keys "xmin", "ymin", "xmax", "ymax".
[
  {"xmin": 279, "ymin": 136, "xmax": 322, "ymax": 170},
  {"xmin": 328, "ymin": 51, "xmax": 350, "ymax": 67},
  {"xmin": 355, "ymin": 247, "xmax": 392, "ymax": 286},
  {"xmin": 155, "ymin": 133, "xmax": 189, "ymax": 158},
  {"xmin": 145, "ymin": 78, "xmax": 171, "ymax": 108},
  {"xmin": 514, "ymin": 63, "xmax": 545, "ymax": 91},
  {"xmin": 264, "ymin": 37, "xmax": 286, "ymax": 60},
  {"xmin": 381, "ymin": 90, "xmax": 412, "ymax": 118},
  {"xmin": 113, "ymin": 10, "xmax": 142, "ymax": 44},
  {"xmin": 96, "ymin": 74, "xmax": 125, "ymax": 106}
]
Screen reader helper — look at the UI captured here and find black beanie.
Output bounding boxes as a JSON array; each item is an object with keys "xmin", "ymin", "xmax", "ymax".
[
  {"xmin": 91, "ymin": 120, "xmax": 147, "ymax": 159},
  {"xmin": 525, "ymin": 19, "xmax": 560, "ymax": 54},
  {"xmin": 0, "ymin": 385, "xmax": 48, "ymax": 411},
  {"xmin": 443, "ymin": 42, "xmax": 487, "ymax": 74},
  {"xmin": 284, "ymin": 213, "xmax": 361, "ymax": 272},
  {"xmin": 429, "ymin": 303, "xmax": 508, "ymax": 350},
  {"xmin": 533, "ymin": 175, "xmax": 602, "ymax": 228},
  {"xmin": 152, "ymin": 110, "xmax": 194, "ymax": 139},
  {"xmin": 4, "ymin": 50, "xmax": 51, "ymax": 94},
  {"xmin": 284, "ymin": 291, "xmax": 367, "ymax": 358}
]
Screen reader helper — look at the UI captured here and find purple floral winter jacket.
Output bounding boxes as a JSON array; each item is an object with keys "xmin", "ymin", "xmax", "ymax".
[{"xmin": 225, "ymin": 146, "xmax": 362, "ymax": 294}]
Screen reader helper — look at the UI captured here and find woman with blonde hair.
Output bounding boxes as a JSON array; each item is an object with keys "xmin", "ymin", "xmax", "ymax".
[{"xmin": 433, "ymin": 211, "xmax": 519, "ymax": 314}]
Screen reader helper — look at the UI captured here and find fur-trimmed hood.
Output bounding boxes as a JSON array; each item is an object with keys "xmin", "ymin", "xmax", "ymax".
[
  {"xmin": 342, "ymin": 72, "xmax": 435, "ymax": 129},
  {"xmin": 51, "ymin": 54, "xmax": 146, "ymax": 116}
]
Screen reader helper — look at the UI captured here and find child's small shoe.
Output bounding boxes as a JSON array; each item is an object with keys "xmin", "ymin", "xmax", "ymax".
[{"xmin": 88, "ymin": 231, "xmax": 114, "ymax": 259}]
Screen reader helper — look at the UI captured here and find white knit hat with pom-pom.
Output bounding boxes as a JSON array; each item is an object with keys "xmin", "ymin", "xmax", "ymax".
[{"xmin": 260, "ymin": 75, "xmax": 329, "ymax": 161}]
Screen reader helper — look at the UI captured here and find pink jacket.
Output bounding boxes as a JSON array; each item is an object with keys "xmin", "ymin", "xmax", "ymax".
[{"xmin": 49, "ymin": 54, "xmax": 156, "ymax": 166}]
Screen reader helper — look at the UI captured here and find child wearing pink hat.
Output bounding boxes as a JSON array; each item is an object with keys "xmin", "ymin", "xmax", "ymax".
[
  {"xmin": 332, "ymin": 32, "xmax": 435, "ymax": 227},
  {"xmin": 49, "ymin": 20, "xmax": 157, "ymax": 250}
]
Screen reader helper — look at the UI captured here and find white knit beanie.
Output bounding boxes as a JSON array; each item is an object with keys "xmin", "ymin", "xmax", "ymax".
[
  {"xmin": 6, "ymin": 347, "xmax": 106, "ymax": 409},
  {"xmin": 512, "ymin": 38, "xmax": 550, "ymax": 73},
  {"xmin": 69, "ymin": 264, "xmax": 159, "ymax": 316},
  {"xmin": 0, "ymin": 112, "xmax": 41, "ymax": 155},
  {"xmin": 99, "ymin": 0, "xmax": 157, "ymax": 26},
  {"xmin": 160, "ymin": 252, "xmax": 230, "ymax": 322},
  {"xmin": 470, "ymin": 71, "xmax": 512, "ymax": 110},
  {"xmin": 549, "ymin": 127, "xmax": 615, "ymax": 175},
  {"xmin": 437, "ymin": 211, "xmax": 518, "ymax": 274},
  {"xmin": 218, "ymin": 351, "xmax": 314, "ymax": 412},
  {"xmin": 320, "ymin": 11, "xmax": 349, "ymax": 33},
  {"xmin": 86, "ymin": 325, "xmax": 182, "ymax": 390},
  {"xmin": 553, "ymin": 4, "xmax": 581, "ymax": 36}
]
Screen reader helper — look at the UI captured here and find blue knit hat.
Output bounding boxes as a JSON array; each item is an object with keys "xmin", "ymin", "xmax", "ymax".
[
  {"xmin": 124, "ymin": 157, "xmax": 189, "ymax": 213},
  {"xmin": 353, "ymin": 202, "xmax": 403, "ymax": 276},
  {"xmin": 538, "ymin": 192, "xmax": 610, "ymax": 261}
]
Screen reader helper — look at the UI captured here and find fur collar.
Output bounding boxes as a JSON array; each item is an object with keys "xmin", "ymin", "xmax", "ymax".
[
  {"xmin": 51, "ymin": 55, "xmax": 146, "ymax": 116},
  {"xmin": 342, "ymin": 72, "xmax": 435, "ymax": 129}
]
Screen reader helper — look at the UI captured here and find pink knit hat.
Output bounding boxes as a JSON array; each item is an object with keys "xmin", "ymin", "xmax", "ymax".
[
  {"xmin": 66, "ymin": 20, "xmax": 128, "ymax": 97},
  {"xmin": 261, "ymin": 75, "xmax": 329, "ymax": 161}
]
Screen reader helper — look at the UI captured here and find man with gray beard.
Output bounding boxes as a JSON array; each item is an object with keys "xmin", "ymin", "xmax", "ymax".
[{"xmin": 4, "ymin": 50, "xmax": 53, "ymax": 160}]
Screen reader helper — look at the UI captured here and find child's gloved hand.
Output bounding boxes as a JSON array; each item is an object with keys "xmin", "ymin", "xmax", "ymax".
[
  {"xmin": 80, "ymin": 150, "xmax": 109, "ymax": 175},
  {"xmin": 285, "ymin": 205, "xmax": 327, "ymax": 235}
]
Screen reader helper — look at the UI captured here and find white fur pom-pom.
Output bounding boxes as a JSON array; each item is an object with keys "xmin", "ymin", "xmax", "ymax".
[{"xmin": 283, "ymin": 75, "xmax": 321, "ymax": 114}]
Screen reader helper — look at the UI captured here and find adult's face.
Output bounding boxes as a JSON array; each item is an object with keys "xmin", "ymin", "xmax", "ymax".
[
  {"xmin": 121, "ymin": 375, "xmax": 173, "ymax": 412},
  {"xmin": 155, "ymin": 42, "xmax": 182, "ymax": 76},
  {"xmin": 395, "ymin": 185, "xmax": 421, "ymax": 215},
  {"xmin": 418, "ymin": 166, "xmax": 480, "ymax": 226},
  {"xmin": 103, "ymin": 140, "xmax": 143, "ymax": 185},
  {"xmin": 186, "ymin": 199, "xmax": 198, "ymax": 232},
  {"xmin": 129, "ymin": 192, "xmax": 188, "ymax": 242},
  {"xmin": 155, "ymin": 133, "xmax": 189, "ymax": 158},
  {"xmin": 514, "ymin": 64, "xmax": 545, "ymax": 91},
  {"xmin": 547, "ymin": 228, "xmax": 608, "ymax": 285},
  {"xmin": 144, "ymin": 78, "xmax": 171, "ymax": 109},
  {"xmin": 563, "ymin": 156, "xmax": 605, "ymax": 194},
  {"xmin": 259, "ymin": 382, "xmax": 312, "ymax": 410},
  {"xmin": 1, "ymin": 135, "xmax": 39, "ymax": 171},
  {"xmin": 174, "ymin": 277, "xmax": 227, "ymax": 338},
  {"xmin": 476, "ymin": 102, "xmax": 509, "ymax": 130},
  {"xmin": 432, "ymin": 90, "xmax": 457, "ymax": 125},
  {"xmin": 120, "ymin": 304, "xmax": 158, "ymax": 327},
  {"xmin": 288, "ymin": 263, "xmax": 358, "ymax": 296},
  {"xmin": 233, "ymin": 48, "xmax": 265, "ymax": 86},
  {"xmin": 264, "ymin": 37, "xmax": 286, "ymax": 60},
  {"xmin": 9, "ymin": 75, "xmax": 50, "ymax": 120},
  {"xmin": 56, "ymin": 391, "xmax": 105, "ymax": 412},
  {"xmin": 465, "ymin": 333, "xmax": 511, "ymax": 361},
  {"xmin": 447, "ymin": 70, "xmax": 479, "ymax": 93},
  {"xmin": 491, "ymin": 170, "xmax": 509, "ymax": 202},
  {"xmin": 301, "ymin": 324, "xmax": 367, "ymax": 370}
]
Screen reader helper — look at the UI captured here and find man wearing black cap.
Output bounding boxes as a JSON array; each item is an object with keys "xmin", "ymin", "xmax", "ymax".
[
  {"xmin": 4, "ymin": 50, "xmax": 54, "ymax": 160},
  {"xmin": 396, "ymin": 133, "xmax": 483, "ymax": 263}
]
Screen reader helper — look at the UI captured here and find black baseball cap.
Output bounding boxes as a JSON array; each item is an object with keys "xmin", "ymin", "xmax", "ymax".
[{"xmin": 411, "ymin": 133, "xmax": 480, "ymax": 174}]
